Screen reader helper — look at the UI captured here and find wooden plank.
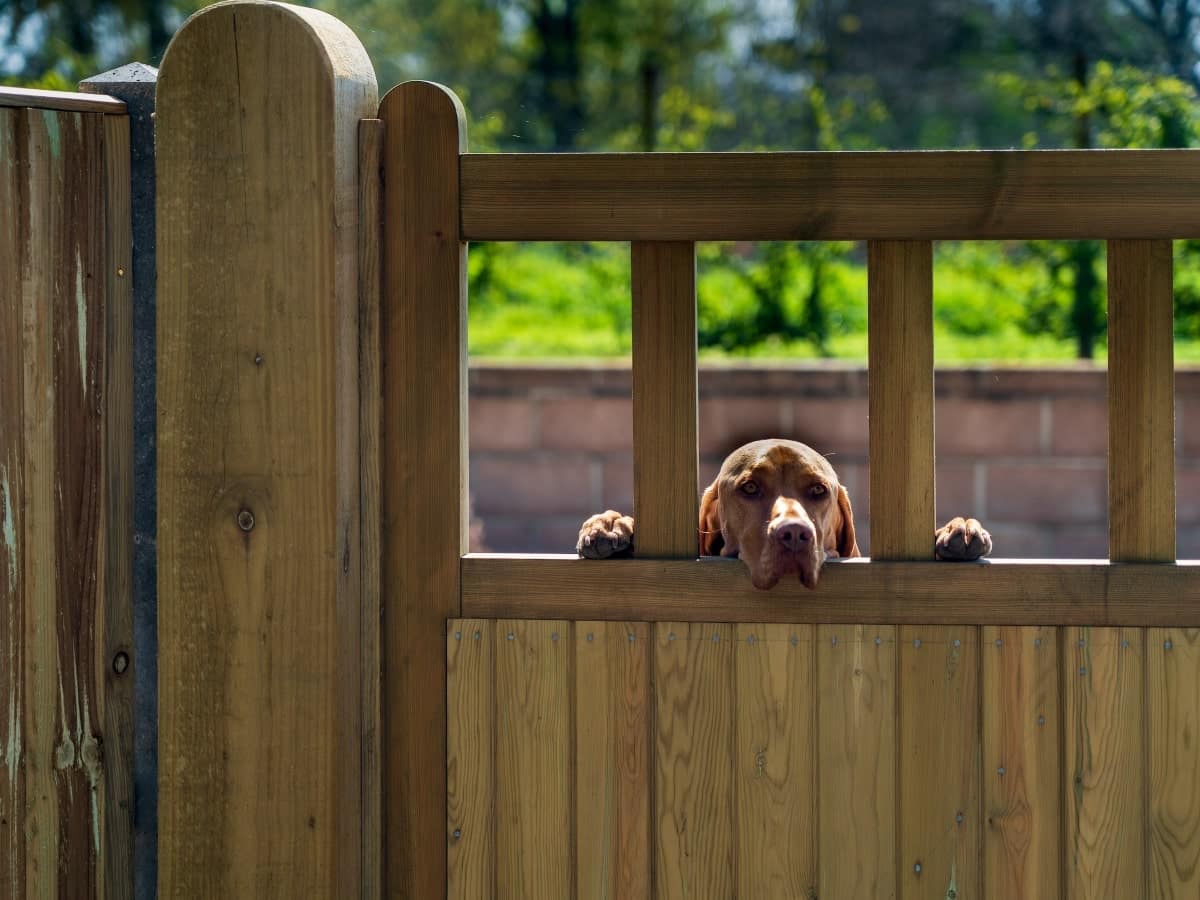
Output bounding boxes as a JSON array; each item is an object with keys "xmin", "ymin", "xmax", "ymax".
[
  {"xmin": 0, "ymin": 106, "xmax": 25, "ymax": 900},
  {"xmin": 495, "ymin": 620, "xmax": 573, "ymax": 899},
  {"xmin": 100, "ymin": 111, "xmax": 135, "ymax": 900},
  {"xmin": 461, "ymin": 556, "xmax": 1200, "ymax": 627},
  {"xmin": 898, "ymin": 626, "xmax": 980, "ymax": 900},
  {"xmin": 981, "ymin": 626, "xmax": 1060, "ymax": 900},
  {"xmin": 1108, "ymin": 239, "xmax": 1175, "ymax": 562},
  {"xmin": 447, "ymin": 620, "xmax": 495, "ymax": 900},
  {"xmin": 654, "ymin": 623, "xmax": 735, "ymax": 900},
  {"xmin": 1148, "ymin": 628, "xmax": 1200, "ymax": 898},
  {"xmin": 460, "ymin": 150, "xmax": 1200, "ymax": 241},
  {"xmin": 735, "ymin": 624, "xmax": 815, "ymax": 898},
  {"xmin": 358, "ymin": 117, "xmax": 383, "ymax": 900},
  {"xmin": 574, "ymin": 622, "xmax": 652, "ymax": 900},
  {"xmin": 155, "ymin": 4, "xmax": 376, "ymax": 896},
  {"xmin": 378, "ymin": 79, "xmax": 467, "ymax": 900},
  {"xmin": 868, "ymin": 240, "xmax": 934, "ymax": 561},
  {"xmin": 631, "ymin": 241, "xmax": 698, "ymax": 557},
  {"xmin": 1064, "ymin": 627, "xmax": 1146, "ymax": 898},
  {"xmin": 816, "ymin": 625, "xmax": 897, "ymax": 900},
  {"xmin": 0, "ymin": 85, "xmax": 126, "ymax": 114}
]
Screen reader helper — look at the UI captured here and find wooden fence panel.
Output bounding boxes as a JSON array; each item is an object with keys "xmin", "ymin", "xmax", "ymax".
[
  {"xmin": 155, "ymin": 4, "xmax": 376, "ymax": 896},
  {"xmin": 734, "ymin": 624, "xmax": 816, "ymax": 898},
  {"xmin": 899, "ymin": 627, "xmax": 981, "ymax": 900},
  {"xmin": 981, "ymin": 626, "xmax": 1061, "ymax": 900},
  {"xmin": 1064, "ymin": 627, "xmax": 1146, "ymax": 898},
  {"xmin": 0, "ymin": 102, "xmax": 129, "ymax": 899},
  {"xmin": 1148, "ymin": 628, "xmax": 1200, "ymax": 899},
  {"xmin": 654, "ymin": 623, "xmax": 736, "ymax": 900},
  {"xmin": 447, "ymin": 621, "xmax": 495, "ymax": 900},
  {"xmin": 575, "ymin": 622, "xmax": 652, "ymax": 900},
  {"xmin": 496, "ymin": 620, "xmax": 573, "ymax": 900},
  {"xmin": 817, "ymin": 624, "xmax": 898, "ymax": 900}
]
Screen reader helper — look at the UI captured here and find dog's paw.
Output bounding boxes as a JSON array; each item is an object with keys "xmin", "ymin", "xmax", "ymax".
[
  {"xmin": 576, "ymin": 510, "xmax": 635, "ymax": 559},
  {"xmin": 935, "ymin": 517, "xmax": 993, "ymax": 561}
]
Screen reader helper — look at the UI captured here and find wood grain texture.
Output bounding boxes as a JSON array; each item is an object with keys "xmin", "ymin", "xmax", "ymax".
[
  {"xmin": 462, "ymin": 555, "xmax": 1200, "ymax": 626},
  {"xmin": 378, "ymin": 79, "xmax": 467, "ymax": 900},
  {"xmin": 1064, "ymin": 627, "xmax": 1146, "ymax": 899},
  {"xmin": 631, "ymin": 241, "xmax": 698, "ymax": 557},
  {"xmin": 0, "ymin": 85, "xmax": 126, "ymax": 114},
  {"xmin": 1108, "ymin": 239, "xmax": 1175, "ymax": 562},
  {"xmin": 868, "ymin": 240, "xmax": 935, "ymax": 561},
  {"xmin": 156, "ymin": 4, "xmax": 376, "ymax": 896},
  {"xmin": 735, "ymin": 624, "xmax": 816, "ymax": 898},
  {"xmin": 358, "ymin": 117, "xmax": 384, "ymax": 900},
  {"xmin": 575, "ymin": 622, "xmax": 652, "ymax": 900},
  {"xmin": 0, "ymin": 106, "xmax": 111, "ymax": 898},
  {"xmin": 817, "ymin": 625, "xmax": 897, "ymax": 900},
  {"xmin": 654, "ymin": 623, "xmax": 735, "ymax": 900},
  {"xmin": 981, "ymin": 627, "xmax": 1061, "ymax": 900},
  {"xmin": 1148, "ymin": 628, "xmax": 1200, "ymax": 898},
  {"xmin": 100, "ymin": 111, "xmax": 135, "ymax": 900},
  {"xmin": 459, "ymin": 150, "xmax": 1200, "ymax": 241},
  {"xmin": 495, "ymin": 620, "xmax": 573, "ymax": 900},
  {"xmin": 898, "ymin": 626, "xmax": 980, "ymax": 900},
  {"xmin": 447, "ymin": 620, "xmax": 495, "ymax": 900}
]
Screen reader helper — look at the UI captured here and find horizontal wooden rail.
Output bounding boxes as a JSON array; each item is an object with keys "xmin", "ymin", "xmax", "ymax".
[
  {"xmin": 461, "ymin": 555, "xmax": 1200, "ymax": 626},
  {"xmin": 0, "ymin": 85, "xmax": 127, "ymax": 114},
  {"xmin": 460, "ymin": 149, "xmax": 1200, "ymax": 241}
]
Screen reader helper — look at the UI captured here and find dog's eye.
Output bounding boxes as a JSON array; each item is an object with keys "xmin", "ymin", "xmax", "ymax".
[
  {"xmin": 739, "ymin": 481, "xmax": 759, "ymax": 496},
  {"xmin": 809, "ymin": 484, "xmax": 828, "ymax": 498}
]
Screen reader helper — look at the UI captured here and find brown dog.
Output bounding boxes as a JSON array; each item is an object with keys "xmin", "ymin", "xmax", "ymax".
[{"xmin": 576, "ymin": 438, "xmax": 991, "ymax": 589}]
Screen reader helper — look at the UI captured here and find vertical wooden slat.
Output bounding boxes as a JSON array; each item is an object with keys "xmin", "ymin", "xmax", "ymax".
[
  {"xmin": 632, "ymin": 241, "xmax": 698, "ymax": 557},
  {"xmin": 0, "ymin": 106, "xmax": 25, "ymax": 900},
  {"xmin": 868, "ymin": 240, "xmax": 935, "ymax": 560},
  {"xmin": 575, "ymin": 621, "xmax": 652, "ymax": 900},
  {"xmin": 156, "ymin": 4, "xmax": 376, "ymax": 896},
  {"xmin": 1064, "ymin": 627, "xmax": 1145, "ymax": 898},
  {"xmin": 735, "ymin": 624, "xmax": 816, "ymax": 898},
  {"xmin": 447, "ymin": 620, "xmax": 495, "ymax": 900},
  {"xmin": 981, "ymin": 626, "xmax": 1061, "ymax": 900},
  {"xmin": 654, "ymin": 623, "xmax": 735, "ymax": 900},
  {"xmin": 378, "ymin": 79, "xmax": 467, "ymax": 900},
  {"xmin": 817, "ymin": 624, "xmax": 897, "ymax": 900},
  {"xmin": 100, "ymin": 111, "xmax": 135, "ymax": 900},
  {"xmin": 1107, "ymin": 239, "xmax": 1175, "ymax": 562},
  {"xmin": 898, "ymin": 626, "xmax": 980, "ymax": 900},
  {"xmin": 358, "ymin": 117, "xmax": 383, "ymax": 900},
  {"xmin": 1148, "ymin": 627, "xmax": 1200, "ymax": 899},
  {"xmin": 496, "ymin": 620, "xmax": 573, "ymax": 900}
]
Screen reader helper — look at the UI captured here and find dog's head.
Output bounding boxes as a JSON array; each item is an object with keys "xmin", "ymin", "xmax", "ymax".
[{"xmin": 699, "ymin": 439, "xmax": 858, "ymax": 589}]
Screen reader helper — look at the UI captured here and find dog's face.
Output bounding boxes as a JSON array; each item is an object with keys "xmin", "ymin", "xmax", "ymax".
[{"xmin": 699, "ymin": 439, "xmax": 858, "ymax": 589}]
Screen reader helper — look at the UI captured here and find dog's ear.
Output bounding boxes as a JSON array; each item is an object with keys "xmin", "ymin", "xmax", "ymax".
[
  {"xmin": 836, "ymin": 484, "xmax": 860, "ymax": 558},
  {"xmin": 698, "ymin": 480, "xmax": 724, "ymax": 556}
]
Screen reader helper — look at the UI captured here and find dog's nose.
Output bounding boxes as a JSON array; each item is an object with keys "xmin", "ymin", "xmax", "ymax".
[{"xmin": 773, "ymin": 519, "xmax": 813, "ymax": 551}]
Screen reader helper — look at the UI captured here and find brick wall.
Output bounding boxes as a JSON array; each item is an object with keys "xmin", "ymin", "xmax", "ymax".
[{"xmin": 469, "ymin": 364, "xmax": 1200, "ymax": 559}]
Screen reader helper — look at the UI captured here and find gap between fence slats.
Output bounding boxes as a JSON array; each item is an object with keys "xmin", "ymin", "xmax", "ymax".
[
  {"xmin": 460, "ymin": 150, "xmax": 1200, "ymax": 241},
  {"xmin": 1107, "ymin": 239, "xmax": 1175, "ymax": 563},
  {"xmin": 632, "ymin": 241, "xmax": 698, "ymax": 558},
  {"xmin": 868, "ymin": 240, "xmax": 935, "ymax": 561}
]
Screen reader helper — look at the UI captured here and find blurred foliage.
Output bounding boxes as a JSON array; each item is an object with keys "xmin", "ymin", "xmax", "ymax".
[{"xmin": 5, "ymin": 0, "xmax": 1200, "ymax": 360}]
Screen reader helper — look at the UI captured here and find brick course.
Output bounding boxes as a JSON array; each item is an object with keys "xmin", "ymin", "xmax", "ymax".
[{"xmin": 468, "ymin": 364, "xmax": 1200, "ymax": 559}]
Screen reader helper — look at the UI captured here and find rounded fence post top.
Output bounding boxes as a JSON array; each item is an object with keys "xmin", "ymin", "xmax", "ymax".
[
  {"xmin": 159, "ymin": 0, "xmax": 377, "ymax": 100},
  {"xmin": 380, "ymin": 80, "xmax": 468, "ymax": 147}
]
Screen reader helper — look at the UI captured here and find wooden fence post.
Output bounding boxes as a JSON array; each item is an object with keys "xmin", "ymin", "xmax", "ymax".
[{"xmin": 156, "ymin": 3, "xmax": 377, "ymax": 896}]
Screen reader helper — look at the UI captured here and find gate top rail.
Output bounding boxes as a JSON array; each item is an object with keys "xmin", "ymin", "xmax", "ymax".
[
  {"xmin": 0, "ymin": 85, "xmax": 126, "ymax": 115},
  {"xmin": 461, "ymin": 148, "xmax": 1200, "ymax": 242}
]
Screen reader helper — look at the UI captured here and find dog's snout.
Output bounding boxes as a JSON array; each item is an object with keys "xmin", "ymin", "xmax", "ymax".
[{"xmin": 772, "ymin": 519, "xmax": 813, "ymax": 551}]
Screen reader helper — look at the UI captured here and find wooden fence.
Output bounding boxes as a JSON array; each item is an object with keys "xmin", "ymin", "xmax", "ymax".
[{"xmin": 4, "ymin": 0, "xmax": 1200, "ymax": 897}]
